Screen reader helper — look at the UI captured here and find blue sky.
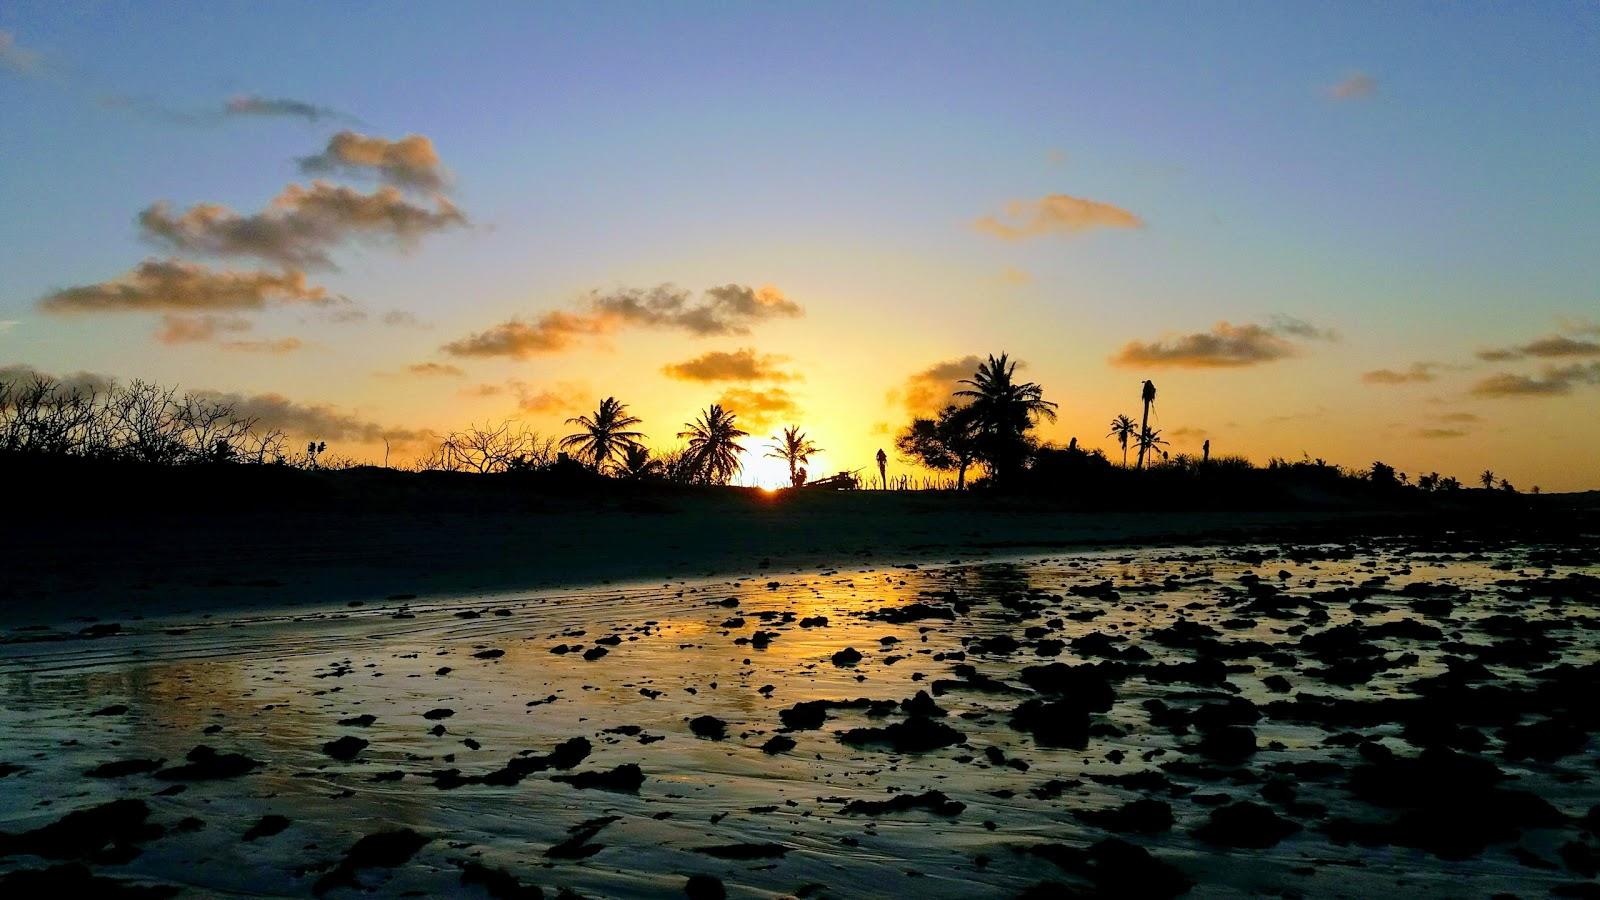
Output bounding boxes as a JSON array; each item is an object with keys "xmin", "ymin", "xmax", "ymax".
[{"xmin": 3, "ymin": 2, "xmax": 1598, "ymax": 487}]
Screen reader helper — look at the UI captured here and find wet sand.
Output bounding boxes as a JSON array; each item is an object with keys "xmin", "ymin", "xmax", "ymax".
[{"xmin": 2, "ymin": 530, "xmax": 1598, "ymax": 897}]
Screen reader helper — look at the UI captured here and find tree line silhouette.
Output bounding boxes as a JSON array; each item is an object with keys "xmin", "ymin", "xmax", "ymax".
[{"xmin": 1, "ymin": 360, "xmax": 1533, "ymax": 497}]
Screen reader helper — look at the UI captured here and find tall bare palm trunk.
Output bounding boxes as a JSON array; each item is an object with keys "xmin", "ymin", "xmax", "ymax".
[{"xmin": 1136, "ymin": 380, "xmax": 1156, "ymax": 469}]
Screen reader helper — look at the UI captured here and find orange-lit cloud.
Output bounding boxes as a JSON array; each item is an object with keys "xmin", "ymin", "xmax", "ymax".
[
  {"xmin": 202, "ymin": 390, "xmax": 429, "ymax": 445},
  {"xmin": 1112, "ymin": 317, "xmax": 1334, "ymax": 368},
  {"xmin": 406, "ymin": 362, "xmax": 465, "ymax": 377},
  {"xmin": 975, "ymin": 194, "xmax": 1142, "ymax": 240},
  {"xmin": 155, "ymin": 314, "xmax": 253, "ymax": 345},
  {"xmin": 1363, "ymin": 363, "xmax": 1439, "ymax": 384},
  {"xmin": 443, "ymin": 284, "xmax": 801, "ymax": 359},
  {"xmin": 663, "ymin": 348, "xmax": 794, "ymax": 382},
  {"xmin": 299, "ymin": 131, "xmax": 448, "ymax": 191},
  {"xmin": 1414, "ymin": 428, "xmax": 1466, "ymax": 439},
  {"xmin": 714, "ymin": 386, "xmax": 797, "ymax": 431},
  {"xmin": 888, "ymin": 355, "xmax": 988, "ymax": 415},
  {"xmin": 511, "ymin": 380, "xmax": 588, "ymax": 414},
  {"xmin": 1328, "ymin": 72, "xmax": 1377, "ymax": 100},
  {"xmin": 139, "ymin": 182, "xmax": 466, "ymax": 269},
  {"xmin": 39, "ymin": 259, "xmax": 328, "ymax": 313}
]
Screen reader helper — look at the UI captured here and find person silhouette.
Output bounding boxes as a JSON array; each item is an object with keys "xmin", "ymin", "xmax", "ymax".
[{"xmin": 1202, "ymin": 439, "xmax": 1210, "ymax": 463}]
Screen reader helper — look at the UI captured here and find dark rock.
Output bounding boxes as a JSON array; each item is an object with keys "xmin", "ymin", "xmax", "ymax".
[{"xmin": 1193, "ymin": 801, "xmax": 1301, "ymax": 848}]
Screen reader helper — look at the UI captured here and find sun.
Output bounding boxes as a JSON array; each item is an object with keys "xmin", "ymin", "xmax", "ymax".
[{"xmin": 743, "ymin": 452, "xmax": 795, "ymax": 490}]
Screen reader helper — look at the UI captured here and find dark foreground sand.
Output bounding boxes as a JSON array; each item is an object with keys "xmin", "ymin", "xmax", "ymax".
[
  {"xmin": 2, "ymin": 491, "xmax": 1393, "ymax": 628},
  {"xmin": 1, "ymin": 523, "xmax": 1598, "ymax": 898}
]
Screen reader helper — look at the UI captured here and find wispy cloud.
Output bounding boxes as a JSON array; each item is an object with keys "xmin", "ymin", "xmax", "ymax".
[
  {"xmin": 218, "ymin": 337, "xmax": 303, "ymax": 354},
  {"xmin": 225, "ymin": 94, "xmax": 345, "ymax": 123},
  {"xmin": 443, "ymin": 284, "xmax": 801, "ymax": 359},
  {"xmin": 1112, "ymin": 317, "xmax": 1335, "ymax": 369},
  {"xmin": 1362, "ymin": 362, "xmax": 1440, "ymax": 385},
  {"xmin": 0, "ymin": 30, "xmax": 41, "ymax": 75},
  {"xmin": 1476, "ymin": 334, "xmax": 1600, "ymax": 362},
  {"xmin": 139, "ymin": 181, "xmax": 466, "ymax": 270},
  {"xmin": 1471, "ymin": 362, "xmax": 1600, "ymax": 398},
  {"xmin": 299, "ymin": 131, "xmax": 448, "ymax": 191},
  {"xmin": 405, "ymin": 362, "xmax": 465, "ymax": 377},
  {"xmin": 39, "ymin": 259, "xmax": 328, "ymax": 314},
  {"xmin": 1414, "ymin": 428, "xmax": 1466, "ymax": 439},
  {"xmin": 663, "ymin": 348, "xmax": 795, "ymax": 382},
  {"xmin": 1328, "ymin": 72, "xmax": 1377, "ymax": 101},
  {"xmin": 975, "ymin": 194, "xmax": 1142, "ymax": 240}
]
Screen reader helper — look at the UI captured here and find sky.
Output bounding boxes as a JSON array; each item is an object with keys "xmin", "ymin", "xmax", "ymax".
[{"xmin": 3, "ymin": 2, "xmax": 1598, "ymax": 489}]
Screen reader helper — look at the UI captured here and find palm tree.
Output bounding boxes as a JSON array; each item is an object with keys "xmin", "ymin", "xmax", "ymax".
[
  {"xmin": 1107, "ymin": 414, "xmax": 1137, "ymax": 467},
  {"xmin": 953, "ymin": 353, "xmax": 1059, "ymax": 483},
  {"xmin": 1479, "ymin": 469, "xmax": 1495, "ymax": 490},
  {"xmin": 1135, "ymin": 427, "xmax": 1169, "ymax": 466},
  {"xmin": 678, "ymin": 403, "xmax": 748, "ymax": 485},
  {"xmin": 766, "ymin": 426, "xmax": 820, "ymax": 488},
  {"xmin": 612, "ymin": 444, "xmax": 661, "ymax": 480},
  {"xmin": 1135, "ymin": 379, "xmax": 1158, "ymax": 468},
  {"xmin": 560, "ymin": 397, "xmax": 645, "ymax": 470}
]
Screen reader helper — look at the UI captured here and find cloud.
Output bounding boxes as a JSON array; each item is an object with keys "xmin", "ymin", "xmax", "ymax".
[
  {"xmin": 225, "ymin": 94, "xmax": 343, "ymax": 122},
  {"xmin": 0, "ymin": 320, "xmax": 20, "ymax": 334},
  {"xmin": 406, "ymin": 362, "xmax": 465, "ymax": 377},
  {"xmin": 203, "ymin": 391, "xmax": 429, "ymax": 445},
  {"xmin": 0, "ymin": 30, "xmax": 40, "ymax": 75},
  {"xmin": 1475, "ymin": 334, "xmax": 1600, "ymax": 362},
  {"xmin": 715, "ymin": 386, "xmax": 797, "ymax": 431},
  {"xmin": 381, "ymin": 310, "xmax": 427, "ymax": 328},
  {"xmin": 442, "ymin": 309, "xmax": 613, "ymax": 358},
  {"xmin": 1435, "ymin": 412, "xmax": 1482, "ymax": 424},
  {"xmin": 39, "ymin": 258, "xmax": 328, "ymax": 314},
  {"xmin": 1170, "ymin": 426, "xmax": 1209, "ymax": 441},
  {"xmin": 510, "ymin": 380, "xmax": 587, "ymax": 415},
  {"xmin": 1111, "ymin": 318, "xmax": 1335, "ymax": 369},
  {"xmin": 299, "ymin": 131, "xmax": 447, "ymax": 191},
  {"xmin": 1328, "ymin": 72, "xmax": 1377, "ymax": 100},
  {"xmin": 888, "ymin": 355, "xmax": 987, "ymax": 416},
  {"xmin": 999, "ymin": 267, "xmax": 1032, "ymax": 286},
  {"xmin": 0, "ymin": 364, "xmax": 116, "ymax": 395},
  {"xmin": 663, "ymin": 348, "xmax": 794, "ymax": 382},
  {"xmin": 443, "ymin": 283, "xmax": 801, "ymax": 359},
  {"xmin": 1471, "ymin": 362, "xmax": 1600, "ymax": 398},
  {"xmin": 139, "ymin": 181, "xmax": 466, "ymax": 269},
  {"xmin": 1414, "ymin": 428, "xmax": 1467, "ymax": 439},
  {"xmin": 155, "ymin": 314, "xmax": 252, "ymax": 345},
  {"xmin": 588, "ymin": 284, "xmax": 801, "ymax": 336},
  {"xmin": 975, "ymin": 193, "xmax": 1143, "ymax": 240},
  {"xmin": 218, "ymin": 337, "xmax": 303, "ymax": 354},
  {"xmin": 1362, "ymin": 363, "xmax": 1439, "ymax": 385}
]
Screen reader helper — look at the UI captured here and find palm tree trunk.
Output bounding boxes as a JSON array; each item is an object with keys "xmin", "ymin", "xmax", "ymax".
[{"xmin": 1136, "ymin": 383, "xmax": 1154, "ymax": 469}]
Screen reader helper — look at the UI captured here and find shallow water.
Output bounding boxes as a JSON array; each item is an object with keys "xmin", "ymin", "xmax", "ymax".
[{"xmin": 2, "ymin": 536, "xmax": 1597, "ymax": 898}]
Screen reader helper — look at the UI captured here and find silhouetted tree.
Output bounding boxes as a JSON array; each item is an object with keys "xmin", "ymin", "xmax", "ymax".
[
  {"xmin": 876, "ymin": 448, "xmax": 887, "ymax": 490},
  {"xmin": 1107, "ymin": 414, "xmax": 1137, "ymax": 467},
  {"xmin": 1480, "ymin": 469, "xmax": 1495, "ymax": 490},
  {"xmin": 560, "ymin": 397, "xmax": 645, "ymax": 470},
  {"xmin": 1135, "ymin": 427, "xmax": 1169, "ymax": 470},
  {"xmin": 954, "ymin": 353, "xmax": 1058, "ymax": 484},
  {"xmin": 766, "ymin": 426, "xmax": 820, "ymax": 488},
  {"xmin": 1368, "ymin": 460, "xmax": 1397, "ymax": 487},
  {"xmin": 678, "ymin": 403, "xmax": 748, "ymax": 485},
  {"xmin": 896, "ymin": 404, "xmax": 979, "ymax": 489},
  {"xmin": 613, "ymin": 444, "xmax": 662, "ymax": 480}
]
